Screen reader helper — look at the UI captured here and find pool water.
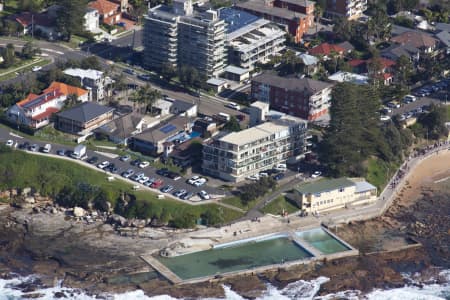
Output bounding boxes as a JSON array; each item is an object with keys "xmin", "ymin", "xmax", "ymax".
[
  {"xmin": 158, "ymin": 237, "xmax": 312, "ymax": 280},
  {"xmin": 295, "ymin": 228, "xmax": 350, "ymax": 254}
]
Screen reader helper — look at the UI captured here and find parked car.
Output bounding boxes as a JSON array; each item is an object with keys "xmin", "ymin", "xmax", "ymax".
[
  {"xmin": 5, "ymin": 139, "xmax": 13, "ymax": 147},
  {"xmin": 87, "ymin": 156, "xmax": 99, "ymax": 164},
  {"xmin": 274, "ymin": 173, "xmax": 285, "ymax": 181},
  {"xmin": 123, "ymin": 68, "xmax": 136, "ymax": 75},
  {"xmin": 41, "ymin": 143, "xmax": 51, "ymax": 153},
  {"xmin": 144, "ymin": 178, "xmax": 155, "ymax": 187},
  {"xmin": 274, "ymin": 163, "xmax": 287, "ymax": 172},
  {"xmin": 19, "ymin": 142, "xmax": 30, "ymax": 150},
  {"xmin": 380, "ymin": 115, "xmax": 391, "ymax": 121},
  {"xmin": 193, "ymin": 178, "xmax": 207, "ymax": 186},
  {"xmin": 122, "ymin": 169, "xmax": 135, "ymax": 178},
  {"xmin": 32, "ymin": 66, "xmax": 42, "ymax": 72},
  {"xmin": 156, "ymin": 168, "xmax": 170, "ymax": 176},
  {"xmin": 226, "ymin": 102, "xmax": 240, "ymax": 110},
  {"xmin": 199, "ymin": 190, "xmax": 210, "ymax": 200},
  {"xmin": 57, "ymin": 149, "xmax": 66, "ymax": 156},
  {"xmin": 29, "ymin": 144, "xmax": 39, "ymax": 152},
  {"xmin": 174, "ymin": 189, "xmax": 187, "ymax": 198},
  {"xmin": 120, "ymin": 155, "xmax": 131, "ymax": 162},
  {"xmin": 167, "ymin": 172, "xmax": 181, "ymax": 180},
  {"xmin": 161, "ymin": 185, "xmax": 174, "ymax": 193},
  {"xmin": 97, "ymin": 161, "xmax": 110, "ymax": 169},
  {"xmin": 259, "ymin": 172, "xmax": 269, "ymax": 177},
  {"xmin": 138, "ymin": 176, "xmax": 150, "ymax": 184},
  {"xmin": 139, "ymin": 161, "xmax": 150, "ymax": 168},
  {"xmin": 187, "ymin": 176, "xmax": 200, "ymax": 184},
  {"xmin": 137, "ymin": 74, "xmax": 151, "ymax": 81},
  {"xmin": 311, "ymin": 171, "xmax": 322, "ymax": 178},
  {"xmin": 182, "ymin": 192, "xmax": 194, "ymax": 200},
  {"xmin": 151, "ymin": 179, "xmax": 164, "ymax": 188},
  {"xmin": 131, "ymin": 159, "xmax": 141, "ymax": 166},
  {"xmin": 117, "ymin": 22, "xmax": 126, "ymax": 27},
  {"xmin": 246, "ymin": 174, "xmax": 260, "ymax": 181},
  {"xmin": 107, "ymin": 164, "xmax": 119, "ymax": 173}
]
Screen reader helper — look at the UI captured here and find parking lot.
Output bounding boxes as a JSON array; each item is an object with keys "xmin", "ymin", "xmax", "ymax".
[
  {"xmin": 0, "ymin": 132, "xmax": 226, "ymax": 203},
  {"xmin": 381, "ymin": 78, "xmax": 449, "ymax": 121}
]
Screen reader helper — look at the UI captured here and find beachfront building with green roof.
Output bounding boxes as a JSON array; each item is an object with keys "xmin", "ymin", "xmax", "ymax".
[{"xmin": 293, "ymin": 178, "xmax": 377, "ymax": 214}]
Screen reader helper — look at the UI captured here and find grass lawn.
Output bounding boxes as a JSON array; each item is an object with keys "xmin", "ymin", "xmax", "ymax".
[
  {"xmin": 34, "ymin": 126, "xmax": 77, "ymax": 146},
  {"xmin": 221, "ymin": 196, "xmax": 257, "ymax": 211},
  {"xmin": 0, "ymin": 58, "xmax": 51, "ymax": 81},
  {"xmin": 0, "ymin": 0, "xmax": 19, "ymax": 16},
  {"xmin": 446, "ymin": 106, "xmax": 450, "ymax": 122},
  {"xmin": 0, "ymin": 149, "xmax": 243, "ymax": 224},
  {"xmin": 261, "ymin": 195, "xmax": 299, "ymax": 215},
  {"xmin": 366, "ymin": 157, "xmax": 398, "ymax": 192}
]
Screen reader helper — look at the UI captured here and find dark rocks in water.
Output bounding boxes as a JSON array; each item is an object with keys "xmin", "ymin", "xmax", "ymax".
[
  {"xmin": 22, "ymin": 293, "xmax": 45, "ymax": 299},
  {"xmin": 54, "ymin": 291, "xmax": 67, "ymax": 298}
]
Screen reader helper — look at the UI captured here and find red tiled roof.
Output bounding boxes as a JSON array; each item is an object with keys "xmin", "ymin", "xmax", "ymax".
[
  {"xmin": 17, "ymin": 89, "xmax": 64, "ymax": 110},
  {"xmin": 44, "ymin": 82, "xmax": 88, "ymax": 97},
  {"xmin": 88, "ymin": 0, "xmax": 119, "ymax": 16},
  {"xmin": 309, "ymin": 43, "xmax": 345, "ymax": 56},
  {"xmin": 349, "ymin": 58, "xmax": 396, "ymax": 69},
  {"xmin": 32, "ymin": 107, "xmax": 60, "ymax": 121},
  {"xmin": 14, "ymin": 12, "xmax": 54, "ymax": 27},
  {"xmin": 383, "ymin": 73, "xmax": 393, "ymax": 80},
  {"xmin": 348, "ymin": 59, "xmax": 365, "ymax": 67}
]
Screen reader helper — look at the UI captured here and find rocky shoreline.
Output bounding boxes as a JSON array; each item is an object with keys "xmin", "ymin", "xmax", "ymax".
[{"xmin": 0, "ymin": 159, "xmax": 449, "ymax": 299}]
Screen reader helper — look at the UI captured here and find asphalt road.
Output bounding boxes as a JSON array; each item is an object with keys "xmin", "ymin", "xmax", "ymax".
[
  {"xmin": 0, "ymin": 126, "xmax": 226, "ymax": 203},
  {"xmin": 387, "ymin": 96, "xmax": 441, "ymax": 117}
]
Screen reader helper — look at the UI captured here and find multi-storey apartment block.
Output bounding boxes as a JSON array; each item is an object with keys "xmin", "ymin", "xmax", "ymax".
[
  {"xmin": 326, "ymin": 0, "xmax": 367, "ymax": 20},
  {"xmin": 235, "ymin": 0, "xmax": 313, "ymax": 43},
  {"xmin": 143, "ymin": 0, "xmax": 226, "ymax": 78},
  {"xmin": 219, "ymin": 8, "xmax": 285, "ymax": 70},
  {"xmin": 251, "ymin": 73, "xmax": 333, "ymax": 121},
  {"xmin": 202, "ymin": 116, "xmax": 308, "ymax": 182}
]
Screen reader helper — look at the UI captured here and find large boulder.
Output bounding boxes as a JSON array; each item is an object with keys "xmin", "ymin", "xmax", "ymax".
[
  {"xmin": 73, "ymin": 207, "xmax": 86, "ymax": 218},
  {"xmin": 108, "ymin": 214, "xmax": 127, "ymax": 227},
  {"xmin": 24, "ymin": 197, "xmax": 35, "ymax": 204}
]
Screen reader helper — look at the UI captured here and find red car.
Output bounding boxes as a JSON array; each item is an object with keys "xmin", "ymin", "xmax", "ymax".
[{"xmin": 151, "ymin": 179, "xmax": 164, "ymax": 188}]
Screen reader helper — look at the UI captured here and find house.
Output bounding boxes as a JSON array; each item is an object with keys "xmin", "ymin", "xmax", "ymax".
[
  {"xmin": 308, "ymin": 42, "xmax": 345, "ymax": 59},
  {"xmin": 45, "ymin": 81, "xmax": 90, "ymax": 102},
  {"xmin": 202, "ymin": 115, "xmax": 308, "ymax": 182},
  {"xmin": 56, "ymin": 102, "xmax": 115, "ymax": 135},
  {"xmin": 165, "ymin": 137, "xmax": 203, "ymax": 167},
  {"xmin": 390, "ymin": 31, "xmax": 439, "ymax": 55},
  {"xmin": 436, "ymin": 31, "xmax": 450, "ymax": 55},
  {"xmin": 130, "ymin": 116, "xmax": 192, "ymax": 155},
  {"xmin": 337, "ymin": 41, "xmax": 355, "ymax": 54},
  {"xmin": 223, "ymin": 65, "xmax": 251, "ymax": 83},
  {"xmin": 94, "ymin": 113, "xmax": 144, "ymax": 145},
  {"xmin": 193, "ymin": 118, "xmax": 217, "ymax": 138},
  {"xmin": 88, "ymin": 0, "xmax": 121, "ymax": 25},
  {"xmin": 235, "ymin": 0, "xmax": 313, "ymax": 43},
  {"xmin": 328, "ymin": 71, "xmax": 369, "ymax": 85},
  {"xmin": 84, "ymin": 8, "xmax": 100, "ymax": 32},
  {"xmin": 63, "ymin": 68, "xmax": 114, "ymax": 101},
  {"xmin": 169, "ymin": 99, "xmax": 197, "ymax": 117},
  {"xmin": 251, "ymin": 72, "xmax": 333, "ymax": 121},
  {"xmin": 381, "ymin": 43, "xmax": 420, "ymax": 63},
  {"xmin": 248, "ymin": 101, "xmax": 270, "ymax": 126},
  {"xmin": 348, "ymin": 57, "xmax": 396, "ymax": 85},
  {"xmin": 207, "ymin": 78, "xmax": 228, "ymax": 93},
  {"xmin": 5, "ymin": 82, "xmax": 88, "ymax": 130},
  {"xmin": 297, "ymin": 53, "xmax": 319, "ymax": 75},
  {"xmin": 11, "ymin": 11, "xmax": 58, "ymax": 39},
  {"xmin": 292, "ymin": 178, "xmax": 377, "ymax": 214}
]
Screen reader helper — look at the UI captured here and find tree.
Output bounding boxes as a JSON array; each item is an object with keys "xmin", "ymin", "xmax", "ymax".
[
  {"xmin": 56, "ymin": 0, "xmax": 89, "ymax": 40},
  {"xmin": 171, "ymin": 211, "xmax": 197, "ymax": 228},
  {"xmin": 130, "ymin": 84, "xmax": 161, "ymax": 114},
  {"xmin": 21, "ymin": 42, "xmax": 40, "ymax": 59},
  {"xmin": 224, "ymin": 116, "xmax": 241, "ymax": 132},
  {"xmin": 418, "ymin": 104, "xmax": 449, "ymax": 139},
  {"xmin": 1, "ymin": 43, "xmax": 15, "ymax": 68},
  {"xmin": 160, "ymin": 63, "xmax": 176, "ymax": 82},
  {"xmin": 394, "ymin": 55, "xmax": 413, "ymax": 87},
  {"xmin": 18, "ymin": 0, "xmax": 44, "ymax": 12},
  {"xmin": 333, "ymin": 17, "xmax": 353, "ymax": 42},
  {"xmin": 202, "ymin": 207, "xmax": 224, "ymax": 226},
  {"xmin": 80, "ymin": 56, "xmax": 101, "ymax": 70}
]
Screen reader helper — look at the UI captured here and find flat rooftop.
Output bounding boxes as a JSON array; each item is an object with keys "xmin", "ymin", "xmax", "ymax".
[
  {"xmin": 219, "ymin": 7, "xmax": 259, "ymax": 34},
  {"xmin": 296, "ymin": 178, "xmax": 355, "ymax": 195},
  {"xmin": 236, "ymin": 0, "xmax": 307, "ymax": 21}
]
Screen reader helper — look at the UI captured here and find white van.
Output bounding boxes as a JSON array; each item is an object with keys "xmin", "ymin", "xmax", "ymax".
[{"xmin": 42, "ymin": 144, "xmax": 51, "ymax": 153}]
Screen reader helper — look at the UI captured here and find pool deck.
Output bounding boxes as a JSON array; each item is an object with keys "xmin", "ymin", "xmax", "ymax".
[
  {"xmin": 140, "ymin": 254, "xmax": 182, "ymax": 284},
  {"xmin": 141, "ymin": 226, "xmax": 359, "ymax": 285}
]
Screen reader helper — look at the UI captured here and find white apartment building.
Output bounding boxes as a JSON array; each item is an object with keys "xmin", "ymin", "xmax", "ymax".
[
  {"xmin": 63, "ymin": 68, "xmax": 114, "ymax": 101},
  {"xmin": 84, "ymin": 8, "xmax": 100, "ymax": 32},
  {"xmin": 219, "ymin": 8, "xmax": 286, "ymax": 70},
  {"xmin": 202, "ymin": 115, "xmax": 308, "ymax": 182},
  {"xmin": 143, "ymin": 0, "xmax": 226, "ymax": 78},
  {"xmin": 326, "ymin": 0, "xmax": 367, "ymax": 20}
]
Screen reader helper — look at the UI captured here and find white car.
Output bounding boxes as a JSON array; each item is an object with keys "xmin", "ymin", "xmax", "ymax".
[
  {"xmin": 226, "ymin": 102, "xmax": 240, "ymax": 110},
  {"xmin": 275, "ymin": 164, "xmax": 287, "ymax": 172},
  {"xmin": 311, "ymin": 171, "xmax": 322, "ymax": 178},
  {"xmin": 138, "ymin": 176, "xmax": 150, "ymax": 184},
  {"xmin": 5, "ymin": 140, "xmax": 14, "ymax": 147},
  {"xmin": 380, "ymin": 115, "xmax": 390, "ymax": 121},
  {"xmin": 187, "ymin": 176, "xmax": 201, "ymax": 185},
  {"xmin": 32, "ymin": 66, "xmax": 42, "ymax": 72},
  {"xmin": 138, "ymin": 161, "xmax": 150, "ymax": 168},
  {"xmin": 193, "ymin": 178, "xmax": 207, "ymax": 187},
  {"xmin": 199, "ymin": 190, "xmax": 210, "ymax": 200},
  {"xmin": 97, "ymin": 161, "xmax": 110, "ymax": 169},
  {"xmin": 246, "ymin": 174, "xmax": 260, "ymax": 181},
  {"xmin": 259, "ymin": 172, "xmax": 269, "ymax": 177}
]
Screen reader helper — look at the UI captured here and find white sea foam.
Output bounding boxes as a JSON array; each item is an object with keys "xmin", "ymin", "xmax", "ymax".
[{"xmin": 0, "ymin": 270, "xmax": 449, "ymax": 300}]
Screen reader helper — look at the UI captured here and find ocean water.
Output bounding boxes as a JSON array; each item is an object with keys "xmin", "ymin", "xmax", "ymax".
[{"xmin": 1, "ymin": 270, "xmax": 449, "ymax": 300}]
